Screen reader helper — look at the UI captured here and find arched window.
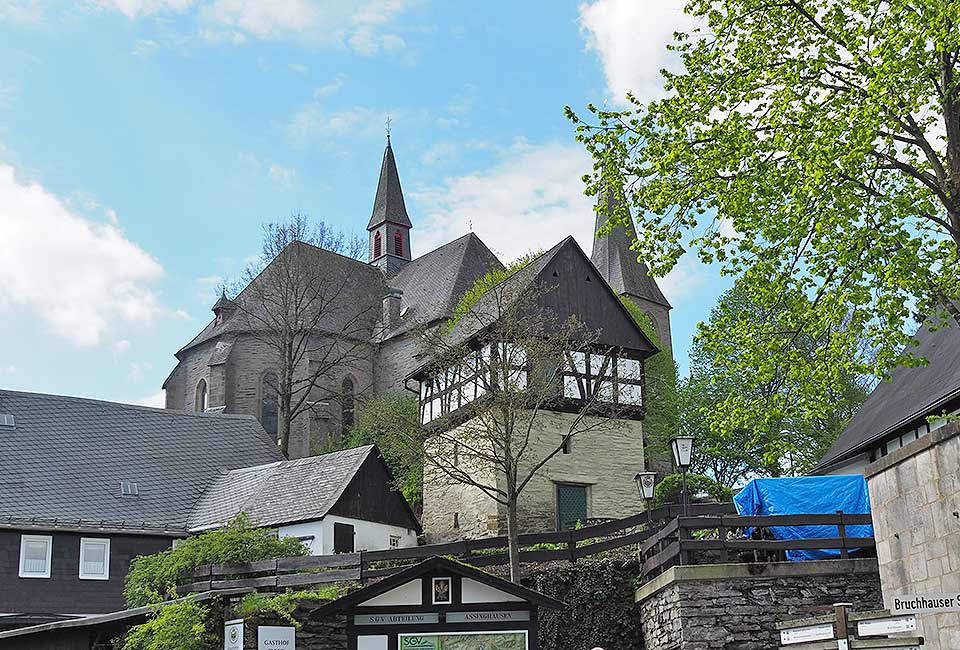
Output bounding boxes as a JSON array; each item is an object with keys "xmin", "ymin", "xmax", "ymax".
[
  {"xmin": 394, "ymin": 230, "xmax": 403, "ymax": 256},
  {"xmin": 261, "ymin": 371, "xmax": 279, "ymax": 442},
  {"xmin": 195, "ymin": 379, "xmax": 207, "ymax": 412},
  {"xmin": 373, "ymin": 231, "xmax": 382, "ymax": 258},
  {"xmin": 340, "ymin": 376, "xmax": 355, "ymax": 437}
]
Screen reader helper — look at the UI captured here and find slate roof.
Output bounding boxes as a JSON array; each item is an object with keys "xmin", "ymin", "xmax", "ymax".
[
  {"xmin": 367, "ymin": 139, "xmax": 412, "ymax": 229},
  {"xmin": 176, "ymin": 241, "xmax": 385, "ymax": 358},
  {"xmin": 813, "ymin": 323, "xmax": 960, "ymax": 472},
  {"xmin": 0, "ymin": 390, "xmax": 284, "ymax": 533},
  {"xmin": 188, "ymin": 445, "xmax": 375, "ymax": 530},
  {"xmin": 378, "ymin": 232, "xmax": 504, "ymax": 340},
  {"xmin": 591, "ymin": 190, "xmax": 671, "ymax": 308}
]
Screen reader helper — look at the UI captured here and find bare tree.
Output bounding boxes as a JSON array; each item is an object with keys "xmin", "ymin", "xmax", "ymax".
[
  {"xmin": 392, "ymin": 278, "xmax": 639, "ymax": 582},
  {"xmin": 226, "ymin": 214, "xmax": 380, "ymax": 456}
]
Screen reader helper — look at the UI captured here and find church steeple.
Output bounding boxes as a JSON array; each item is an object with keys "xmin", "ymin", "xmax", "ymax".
[
  {"xmin": 591, "ymin": 188, "xmax": 673, "ymax": 353},
  {"xmin": 368, "ymin": 137, "xmax": 413, "ymax": 275}
]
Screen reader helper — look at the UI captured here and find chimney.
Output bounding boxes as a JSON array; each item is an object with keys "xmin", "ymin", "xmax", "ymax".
[{"xmin": 383, "ymin": 288, "xmax": 403, "ymax": 327}]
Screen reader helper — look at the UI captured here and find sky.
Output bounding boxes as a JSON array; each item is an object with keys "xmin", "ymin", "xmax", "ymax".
[{"xmin": 0, "ymin": 0, "xmax": 731, "ymax": 407}]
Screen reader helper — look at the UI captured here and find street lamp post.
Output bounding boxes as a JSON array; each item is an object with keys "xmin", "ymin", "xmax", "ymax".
[
  {"xmin": 634, "ymin": 471, "xmax": 657, "ymax": 525},
  {"xmin": 669, "ymin": 436, "xmax": 695, "ymax": 516}
]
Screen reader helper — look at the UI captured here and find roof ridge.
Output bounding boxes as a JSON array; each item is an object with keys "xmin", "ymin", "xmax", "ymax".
[{"xmin": 0, "ymin": 389, "xmax": 260, "ymax": 422}]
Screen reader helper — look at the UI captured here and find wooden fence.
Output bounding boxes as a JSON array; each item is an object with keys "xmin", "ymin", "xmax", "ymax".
[
  {"xmin": 639, "ymin": 510, "xmax": 876, "ymax": 581},
  {"xmin": 174, "ymin": 504, "xmax": 876, "ymax": 595}
]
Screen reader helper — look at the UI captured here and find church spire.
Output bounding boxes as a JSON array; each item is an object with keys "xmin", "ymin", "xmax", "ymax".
[
  {"xmin": 591, "ymin": 187, "xmax": 673, "ymax": 351},
  {"xmin": 368, "ymin": 137, "xmax": 412, "ymax": 274}
]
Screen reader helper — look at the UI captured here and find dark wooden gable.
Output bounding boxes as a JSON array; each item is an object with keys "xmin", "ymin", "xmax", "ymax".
[
  {"xmin": 526, "ymin": 237, "xmax": 658, "ymax": 355},
  {"xmin": 329, "ymin": 448, "xmax": 421, "ymax": 532}
]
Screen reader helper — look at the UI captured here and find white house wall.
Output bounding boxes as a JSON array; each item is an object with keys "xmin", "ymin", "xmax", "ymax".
[{"xmin": 279, "ymin": 516, "xmax": 417, "ymax": 555}]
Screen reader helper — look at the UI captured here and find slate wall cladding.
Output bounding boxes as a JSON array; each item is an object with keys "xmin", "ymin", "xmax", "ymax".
[
  {"xmin": 0, "ymin": 530, "xmax": 172, "ymax": 615},
  {"xmin": 422, "ymin": 410, "xmax": 645, "ymax": 542},
  {"xmin": 636, "ymin": 560, "xmax": 883, "ymax": 650},
  {"xmin": 865, "ymin": 423, "xmax": 960, "ymax": 650}
]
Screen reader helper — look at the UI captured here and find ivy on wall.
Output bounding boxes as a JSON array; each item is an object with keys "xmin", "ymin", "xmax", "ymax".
[{"xmin": 524, "ymin": 558, "xmax": 643, "ymax": 650}]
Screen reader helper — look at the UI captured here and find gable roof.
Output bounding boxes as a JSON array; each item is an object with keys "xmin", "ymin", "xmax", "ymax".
[
  {"xmin": 0, "ymin": 390, "xmax": 284, "ymax": 534},
  {"xmin": 188, "ymin": 445, "xmax": 407, "ymax": 531},
  {"xmin": 176, "ymin": 241, "xmax": 384, "ymax": 358},
  {"xmin": 591, "ymin": 190, "xmax": 671, "ymax": 309},
  {"xmin": 428, "ymin": 236, "xmax": 658, "ymax": 367},
  {"xmin": 378, "ymin": 232, "xmax": 504, "ymax": 340},
  {"xmin": 317, "ymin": 556, "xmax": 565, "ymax": 612},
  {"xmin": 813, "ymin": 323, "xmax": 960, "ymax": 472},
  {"xmin": 368, "ymin": 139, "xmax": 412, "ymax": 230}
]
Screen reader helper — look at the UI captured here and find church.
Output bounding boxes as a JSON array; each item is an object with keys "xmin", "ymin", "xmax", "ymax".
[{"xmin": 162, "ymin": 138, "xmax": 673, "ymax": 540}]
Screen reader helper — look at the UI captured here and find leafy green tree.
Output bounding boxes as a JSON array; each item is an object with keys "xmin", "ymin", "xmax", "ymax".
[
  {"xmin": 678, "ymin": 284, "xmax": 872, "ymax": 482},
  {"xmin": 124, "ymin": 514, "xmax": 307, "ymax": 607},
  {"xmin": 568, "ymin": 0, "xmax": 960, "ymax": 436},
  {"xmin": 120, "ymin": 601, "xmax": 216, "ymax": 650},
  {"xmin": 346, "ymin": 394, "xmax": 424, "ymax": 506}
]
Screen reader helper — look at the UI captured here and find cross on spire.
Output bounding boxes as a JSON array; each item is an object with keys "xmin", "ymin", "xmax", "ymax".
[{"xmin": 385, "ymin": 115, "xmax": 392, "ymax": 140}]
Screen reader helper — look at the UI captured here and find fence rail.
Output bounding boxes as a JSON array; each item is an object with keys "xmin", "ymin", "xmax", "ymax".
[
  {"xmin": 175, "ymin": 503, "xmax": 874, "ymax": 595},
  {"xmin": 639, "ymin": 510, "xmax": 875, "ymax": 580}
]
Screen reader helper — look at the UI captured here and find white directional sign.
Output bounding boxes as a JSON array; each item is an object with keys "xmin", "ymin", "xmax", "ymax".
[
  {"xmin": 780, "ymin": 623, "xmax": 834, "ymax": 645},
  {"xmin": 892, "ymin": 592, "xmax": 960, "ymax": 614},
  {"xmin": 857, "ymin": 614, "xmax": 917, "ymax": 637},
  {"xmin": 258, "ymin": 625, "xmax": 295, "ymax": 650}
]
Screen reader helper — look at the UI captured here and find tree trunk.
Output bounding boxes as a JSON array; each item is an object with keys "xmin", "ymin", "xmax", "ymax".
[{"xmin": 505, "ymin": 484, "xmax": 522, "ymax": 584}]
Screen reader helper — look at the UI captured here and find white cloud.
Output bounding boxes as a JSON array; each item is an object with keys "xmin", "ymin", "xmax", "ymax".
[
  {"xmin": 128, "ymin": 360, "xmax": 152, "ymax": 382},
  {"xmin": 287, "ymin": 62, "xmax": 308, "ymax": 75},
  {"xmin": 129, "ymin": 390, "xmax": 166, "ymax": 407},
  {"xmin": 0, "ymin": 81, "xmax": 18, "ymax": 109},
  {"xmin": 132, "ymin": 38, "xmax": 160, "ymax": 56},
  {"xmin": 285, "ymin": 105, "xmax": 388, "ymax": 142},
  {"xmin": 0, "ymin": 164, "xmax": 166, "ymax": 347},
  {"xmin": 0, "ymin": 364, "xmax": 15, "ymax": 375},
  {"xmin": 578, "ymin": 0, "xmax": 693, "ymax": 104},
  {"xmin": 195, "ymin": 274, "xmax": 223, "ymax": 302},
  {"xmin": 112, "ymin": 339, "xmax": 131, "ymax": 357},
  {"xmin": 412, "ymin": 141, "xmax": 705, "ymax": 303},
  {"xmin": 267, "ymin": 162, "xmax": 296, "ymax": 188},
  {"xmin": 96, "ymin": 1, "xmax": 417, "ymax": 54},
  {"xmin": 313, "ymin": 75, "xmax": 345, "ymax": 98},
  {"xmin": 0, "ymin": 0, "xmax": 45, "ymax": 23}
]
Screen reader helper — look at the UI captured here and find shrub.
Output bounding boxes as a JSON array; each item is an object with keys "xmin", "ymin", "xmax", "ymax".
[
  {"xmin": 652, "ymin": 472, "xmax": 733, "ymax": 507},
  {"xmin": 235, "ymin": 587, "xmax": 342, "ymax": 627},
  {"xmin": 120, "ymin": 601, "xmax": 215, "ymax": 650},
  {"xmin": 124, "ymin": 514, "xmax": 308, "ymax": 607}
]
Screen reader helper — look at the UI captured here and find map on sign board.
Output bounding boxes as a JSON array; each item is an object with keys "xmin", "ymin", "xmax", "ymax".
[{"xmin": 400, "ymin": 632, "xmax": 526, "ymax": 650}]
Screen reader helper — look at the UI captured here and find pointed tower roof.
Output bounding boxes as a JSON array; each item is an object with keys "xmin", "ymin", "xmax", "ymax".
[
  {"xmin": 591, "ymin": 189, "xmax": 671, "ymax": 309},
  {"xmin": 367, "ymin": 137, "xmax": 412, "ymax": 230}
]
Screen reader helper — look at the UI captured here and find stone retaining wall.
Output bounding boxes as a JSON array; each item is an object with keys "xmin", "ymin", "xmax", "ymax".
[{"xmin": 635, "ymin": 559, "xmax": 882, "ymax": 650}]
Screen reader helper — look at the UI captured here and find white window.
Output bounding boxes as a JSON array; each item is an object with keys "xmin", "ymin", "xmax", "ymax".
[
  {"xmin": 79, "ymin": 538, "xmax": 110, "ymax": 580},
  {"xmin": 19, "ymin": 535, "xmax": 52, "ymax": 578},
  {"xmin": 389, "ymin": 535, "xmax": 401, "ymax": 549}
]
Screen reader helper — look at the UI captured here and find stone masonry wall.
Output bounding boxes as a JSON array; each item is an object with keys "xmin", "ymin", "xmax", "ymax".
[
  {"xmin": 422, "ymin": 409, "xmax": 645, "ymax": 542},
  {"xmin": 865, "ymin": 423, "xmax": 960, "ymax": 650},
  {"xmin": 241, "ymin": 607, "xmax": 347, "ymax": 650},
  {"xmin": 637, "ymin": 560, "xmax": 883, "ymax": 650}
]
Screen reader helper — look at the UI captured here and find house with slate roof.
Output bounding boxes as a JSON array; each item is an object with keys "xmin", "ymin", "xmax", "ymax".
[
  {"xmin": 0, "ymin": 390, "xmax": 418, "ymax": 628},
  {"xmin": 812, "ymin": 323, "xmax": 960, "ymax": 475},
  {"xmin": 162, "ymin": 138, "xmax": 673, "ymax": 542}
]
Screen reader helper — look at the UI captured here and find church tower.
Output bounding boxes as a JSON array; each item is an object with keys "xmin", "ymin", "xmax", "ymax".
[
  {"xmin": 368, "ymin": 137, "xmax": 413, "ymax": 275},
  {"xmin": 591, "ymin": 190, "xmax": 673, "ymax": 355}
]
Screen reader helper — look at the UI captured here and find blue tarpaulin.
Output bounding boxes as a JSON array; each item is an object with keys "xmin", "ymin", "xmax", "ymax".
[{"xmin": 733, "ymin": 475, "xmax": 874, "ymax": 561}]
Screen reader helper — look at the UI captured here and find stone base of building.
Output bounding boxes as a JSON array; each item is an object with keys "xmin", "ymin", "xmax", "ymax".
[{"xmin": 635, "ymin": 558, "xmax": 882, "ymax": 650}]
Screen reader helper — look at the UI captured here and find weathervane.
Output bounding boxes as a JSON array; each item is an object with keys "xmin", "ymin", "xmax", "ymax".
[{"xmin": 385, "ymin": 115, "xmax": 392, "ymax": 140}]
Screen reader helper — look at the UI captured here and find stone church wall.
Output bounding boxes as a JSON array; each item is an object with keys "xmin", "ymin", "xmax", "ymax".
[
  {"xmin": 421, "ymin": 409, "xmax": 646, "ymax": 542},
  {"xmin": 865, "ymin": 422, "xmax": 960, "ymax": 650}
]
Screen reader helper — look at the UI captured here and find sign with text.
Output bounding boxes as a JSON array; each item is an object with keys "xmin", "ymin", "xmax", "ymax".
[
  {"xmin": 258, "ymin": 625, "xmax": 295, "ymax": 650},
  {"xmin": 856, "ymin": 614, "xmax": 917, "ymax": 637},
  {"xmin": 355, "ymin": 613, "xmax": 441, "ymax": 626},
  {"xmin": 445, "ymin": 611, "xmax": 531, "ymax": 623},
  {"xmin": 224, "ymin": 619, "xmax": 243, "ymax": 650},
  {"xmin": 780, "ymin": 622, "xmax": 834, "ymax": 645},
  {"xmin": 892, "ymin": 592, "xmax": 960, "ymax": 614}
]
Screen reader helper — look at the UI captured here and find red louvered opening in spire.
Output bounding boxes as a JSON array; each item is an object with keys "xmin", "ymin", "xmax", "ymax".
[
  {"xmin": 373, "ymin": 231, "xmax": 382, "ymax": 258},
  {"xmin": 394, "ymin": 230, "xmax": 403, "ymax": 256}
]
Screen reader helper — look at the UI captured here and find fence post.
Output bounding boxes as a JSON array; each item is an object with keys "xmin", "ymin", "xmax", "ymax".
[
  {"xmin": 678, "ymin": 518, "xmax": 688, "ymax": 566},
  {"xmin": 359, "ymin": 550, "xmax": 365, "ymax": 585},
  {"xmin": 567, "ymin": 530, "xmax": 576, "ymax": 563},
  {"xmin": 718, "ymin": 515, "xmax": 729, "ymax": 564},
  {"xmin": 837, "ymin": 510, "xmax": 848, "ymax": 559}
]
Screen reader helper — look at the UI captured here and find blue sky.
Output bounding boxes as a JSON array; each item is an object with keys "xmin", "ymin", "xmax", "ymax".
[{"xmin": 0, "ymin": 0, "xmax": 730, "ymax": 406}]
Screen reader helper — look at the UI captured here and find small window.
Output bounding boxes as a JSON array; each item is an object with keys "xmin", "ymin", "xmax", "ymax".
[
  {"xmin": 341, "ymin": 376, "xmax": 355, "ymax": 434},
  {"xmin": 389, "ymin": 535, "xmax": 401, "ymax": 549},
  {"xmin": 119, "ymin": 480, "xmax": 139, "ymax": 497},
  {"xmin": 561, "ymin": 434, "xmax": 572, "ymax": 455},
  {"xmin": 556, "ymin": 483, "xmax": 588, "ymax": 531},
  {"xmin": 19, "ymin": 535, "xmax": 52, "ymax": 578},
  {"xmin": 79, "ymin": 538, "xmax": 110, "ymax": 580},
  {"xmin": 261, "ymin": 371, "xmax": 279, "ymax": 441},
  {"xmin": 394, "ymin": 230, "xmax": 403, "ymax": 256},
  {"xmin": 373, "ymin": 231, "xmax": 383, "ymax": 258},
  {"xmin": 0, "ymin": 413, "xmax": 15, "ymax": 428},
  {"xmin": 195, "ymin": 379, "xmax": 207, "ymax": 412}
]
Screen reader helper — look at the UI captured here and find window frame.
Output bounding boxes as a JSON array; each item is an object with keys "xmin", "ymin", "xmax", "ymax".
[
  {"xmin": 19, "ymin": 534, "xmax": 53, "ymax": 579},
  {"xmin": 260, "ymin": 370, "xmax": 280, "ymax": 441},
  {"xmin": 555, "ymin": 482, "xmax": 589, "ymax": 532},
  {"xmin": 560, "ymin": 349, "xmax": 643, "ymax": 408},
  {"xmin": 78, "ymin": 537, "xmax": 111, "ymax": 581},
  {"xmin": 194, "ymin": 378, "xmax": 208, "ymax": 412}
]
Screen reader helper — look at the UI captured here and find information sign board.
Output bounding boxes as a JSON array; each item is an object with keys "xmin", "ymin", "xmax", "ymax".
[
  {"xmin": 780, "ymin": 623, "xmax": 835, "ymax": 645},
  {"xmin": 891, "ymin": 592, "xmax": 960, "ymax": 614},
  {"xmin": 258, "ymin": 625, "xmax": 295, "ymax": 650},
  {"xmin": 354, "ymin": 613, "xmax": 441, "ymax": 626},
  {"xmin": 224, "ymin": 619, "xmax": 243, "ymax": 650},
  {"xmin": 856, "ymin": 614, "xmax": 917, "ymax": 637},
  {"xmin": 445, "ymin": 611, "xmax": 530, "ymax": 623}
]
